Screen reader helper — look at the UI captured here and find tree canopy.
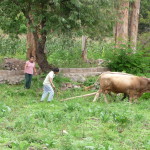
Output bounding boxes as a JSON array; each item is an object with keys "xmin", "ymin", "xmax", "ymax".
[{"xmin": 0, "ymin": 0, "xmax": 115, "ymax": 37}]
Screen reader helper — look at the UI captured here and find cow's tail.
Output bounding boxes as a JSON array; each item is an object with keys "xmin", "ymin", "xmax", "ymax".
[{"xmin": 84, "ymin": 72, "xmax": 103, "ymax": 91}]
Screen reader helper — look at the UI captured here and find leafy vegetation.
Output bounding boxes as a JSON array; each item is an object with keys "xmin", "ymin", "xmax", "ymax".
[
  {"xmin": 139, "ymin": 0, "xmax": 150, "ymax": 33},
  {"xmin": 0, "ymin": 77, "xmax": 150, "ymax": 150},
  {"xmin": 104, "ymin": 44, "xmax": 150, "ymax": 74},
  {"xmin": 0, "ymin": 35, "xmax": 26, "ymax": 56}
]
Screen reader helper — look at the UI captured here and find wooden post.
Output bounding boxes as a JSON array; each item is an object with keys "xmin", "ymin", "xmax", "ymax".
[{"xmin": 81, "ymin": 35, "xmax": 88, "ymax": 62}]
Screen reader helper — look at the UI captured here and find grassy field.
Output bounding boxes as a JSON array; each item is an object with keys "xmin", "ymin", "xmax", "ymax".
[{"xmin": 0, "ymin": 75, "xmax": 150, "ymax": 150}]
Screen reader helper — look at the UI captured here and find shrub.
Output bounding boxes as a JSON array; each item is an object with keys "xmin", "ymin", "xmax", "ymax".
[
  {"xmin": 104, "ymin": 44, "xmax": 150, "ymax": 74},
  {"xmin": 112, "ymin": 113, "xmax": 130, "ymax": 125},
  {"xmin": 0, "ymin": 36, "xmax": 26, "ymax": 55}
]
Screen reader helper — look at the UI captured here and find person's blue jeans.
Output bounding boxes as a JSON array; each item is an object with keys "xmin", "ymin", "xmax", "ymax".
[{"xmin": 41, "ymin": 84, "xmax": 54, "ymax": 102}]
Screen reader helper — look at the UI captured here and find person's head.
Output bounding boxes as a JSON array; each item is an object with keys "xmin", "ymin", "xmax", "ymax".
[
  {"xmin": 29, "ymin": 56, "xmax": 34, "ymax": 62},
  {"xmin": 52, "ymin": 68, "xmax": 59, "ymax": 74}
]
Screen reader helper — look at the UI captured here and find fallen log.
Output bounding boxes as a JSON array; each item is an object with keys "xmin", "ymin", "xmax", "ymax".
[{"xmin": 60, "ymin": 92, "xmax": 97, "ymax": 101}]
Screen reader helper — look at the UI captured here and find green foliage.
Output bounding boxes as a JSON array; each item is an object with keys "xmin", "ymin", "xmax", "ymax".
[
  {"xmin": 104, "ymin": 44, "xmax": 150, "ymax": 74},
  {"xmin": 0, "ymin": 102, "xmax": 11, "ymax": 118},
  {"xmin": 46, "ymin": 34, "xmax": 82, "ymax": 67},
  {"xmin": 141, "ymin": 93, "xmax": 150, "ymax": 100},
  {"xmin": 0, "ymin": 0, "xmax": 115, "ymax": 37},
  {"xmin": 100, "ymin": 111, "xmax": 110, "ymax": 123},
  {"xmin": 78, "ymin": 0, "xmax": 115, "ymax": 37},
  {"xmin": 112, "ymin": 113, "xmax": 130, "ymax": 125},
  {"xmin": 0, "ymin": 35, "xmax": 26, "ymax": 55},
  {"xmin": 83, "ymin": 76, "xmax": 98, "ymax": 87},
  {"xmin": 139, "ymin": 0, "xmax": 150, "ymax": 33},
  {"xmin": 138, "ymin": 32, "xmax": 150, "ymax": 56},
  {"xmin": 46, "ymin": 34, "xmax": 104, "ymax": 67}
]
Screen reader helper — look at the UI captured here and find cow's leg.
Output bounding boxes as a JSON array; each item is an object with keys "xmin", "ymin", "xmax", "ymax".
[
  {"xmin": 129, "ymin": 96, "xmax": 133, "ymax": 103},
  {"xmin": 93, "ymin": 90, "xmax": 101, "ymax": 102},
  {"xmin": 108, "ymin": 92, "xmax": 116, "ymax": 102},
  {"xmin": 103, "ymin": 93, "xmax": 109, "ymax": 103},
  {"xmin": 134, "ymin": 93, "xmax": 142, "ymax": 103},
  {"xmin": 129, "ymin": 94, "xmax": 134, "ymax": 103},
  {"xmin": 134, "ymin": 95, "xmax": 140, "ymax": 103}
]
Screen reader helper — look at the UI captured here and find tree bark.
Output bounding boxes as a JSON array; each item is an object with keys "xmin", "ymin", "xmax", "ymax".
[
  {"xmin": 81, "ymin": 35, "xmax": 88, "ymax": 62},
  {"xmin": 26, "ymin": 23, "xmax": 36, "ymax": 59},
  {"xmin": 115, "ymin": 0, "xmax": 129, "ymax": 46},
  {"xmin": 32, "ymin": 26, "xmax": 53, "ymax": 72},
  {"xmin": 129, "ymin": 0, "xmax": 140, "ymax": 52}
]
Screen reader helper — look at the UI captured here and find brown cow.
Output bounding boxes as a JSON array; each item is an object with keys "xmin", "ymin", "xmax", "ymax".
[{"xmin": 93, "ymin": 72, "xmax": 150, "ymax": 103}]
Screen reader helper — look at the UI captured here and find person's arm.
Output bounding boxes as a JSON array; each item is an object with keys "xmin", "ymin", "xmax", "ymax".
[
  {"xmin": 34, "ymin": 67, "xmax": 37, "ymax": 75},
  {"xmin": 49, "ymin": 78, "xmax": 55, "ymax": 89}
]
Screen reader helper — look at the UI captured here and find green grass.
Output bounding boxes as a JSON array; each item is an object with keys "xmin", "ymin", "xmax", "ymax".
[{"xmin": 0, "ymin": 76, "xmax": 150, "ymax": 150}]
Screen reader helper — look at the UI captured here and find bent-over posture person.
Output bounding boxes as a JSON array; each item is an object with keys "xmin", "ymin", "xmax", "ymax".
[
  {"xmin": 24, "ymin": 56, "xmax": 37, "ymax": 89},
  {"xmin": 40, "ymin": 68, "xmax": 59, "ymax": 102}
]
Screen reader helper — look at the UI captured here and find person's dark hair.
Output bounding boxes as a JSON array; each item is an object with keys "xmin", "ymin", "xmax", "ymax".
[
  {"xmin": 30, "ymin": 56, "xmax": 34, "ymax": 58},
  {"xmin": 52, "ymin": 68, "xmax": 59, "ymax": 72}
]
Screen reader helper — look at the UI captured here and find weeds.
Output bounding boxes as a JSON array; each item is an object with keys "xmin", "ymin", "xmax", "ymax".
[{"xmin": 0, "ymin": 102, "xmax": 11, "ymax": 118}]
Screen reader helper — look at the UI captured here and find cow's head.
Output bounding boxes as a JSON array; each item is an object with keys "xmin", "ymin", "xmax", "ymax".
[
  {"xmin": 147, "ymin": 78, "xmax": 150, "ymax": 92},
  {"xmin": 143, "ymin": 78, "xmax": 150, "ymax": 93}
]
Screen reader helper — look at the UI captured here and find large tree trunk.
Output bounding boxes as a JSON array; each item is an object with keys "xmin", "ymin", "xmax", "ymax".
[
  {"xmin": 34, "ymin": 33, "xmax": 52, "ymax": 72},
  {"xmin": 81, "ymin": 35, "xmax": 88, "ymax": 62},
  {"xmin": 129, "ymin": 0, "xmax": 140, "ymax": 52},
  {"xmin": 32, "ymin": 25, "xmax": 53, "ymax": 72},
  {"xmin": 26, "ymin": 17, "xmax": 52, "ymax": 72},
  {"xmin": 26, "ymin": 23, "xmax": 36, "ymax": 59},
  {"xmin": 115, "ymin": 0, "xmax": 129, "ymax": 46}
]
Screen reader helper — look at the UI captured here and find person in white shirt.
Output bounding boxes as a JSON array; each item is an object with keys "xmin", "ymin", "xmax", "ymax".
[{"xmin": 40, "ymin": 68, "xmax": 59, "ymax": 102}]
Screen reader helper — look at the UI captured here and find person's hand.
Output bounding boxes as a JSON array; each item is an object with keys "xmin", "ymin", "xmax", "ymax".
[
  {"xmin": 35, "ymin": 72, "xmax": 38, "ymax": 76},
  {"xmin": 53, "ymin": 85, "xmax": 56, "ymax": 89}
]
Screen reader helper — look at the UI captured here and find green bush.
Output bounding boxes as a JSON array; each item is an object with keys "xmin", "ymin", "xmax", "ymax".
[
  {"xmin": 0, "ymin": 36, "xmax": 26, "ymax": 55},
  {"xmin": 104, "ymin": 44, "xmax": 150, "ymax": 74}
]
